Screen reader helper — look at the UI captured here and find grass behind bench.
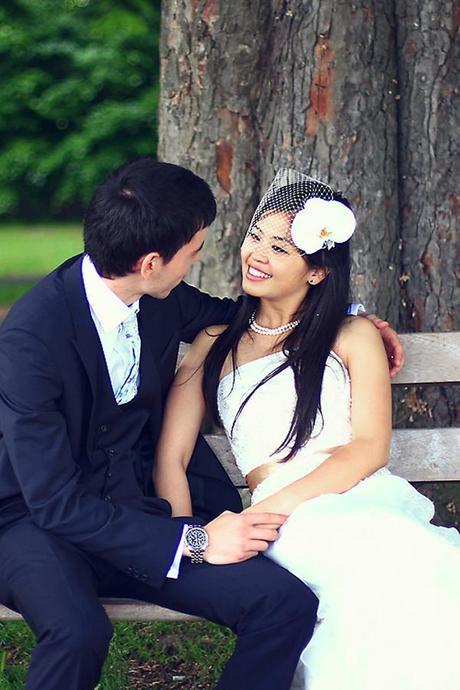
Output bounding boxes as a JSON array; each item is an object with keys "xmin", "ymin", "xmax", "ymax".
[
  {"xmin": 0, "ymin": 223, "xmax": 83, "ymax": 310},
  {"xmin": 0, "ymin": 224, "xmax": 82, "ymax": 279},
  {"xmin": 0, "ymin": 621, "xmax": 235, "ymax": 689}
]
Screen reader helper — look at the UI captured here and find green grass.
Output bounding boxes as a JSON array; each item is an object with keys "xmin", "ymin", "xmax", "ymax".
[
  {"xmin": 0, "ymin": 222, "xmax": 83, "ymax": 307},
  {"xmin": 0, "ymin": 621, "xmax": 235, "ymax": 689},
  {"xmin": 0, "ymin": 223, "xmax": 82, "ymax": 278}
]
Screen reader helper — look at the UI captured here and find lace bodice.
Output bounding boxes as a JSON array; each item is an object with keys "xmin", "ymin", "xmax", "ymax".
[{"xmin": 217, "ymin": 351, "xmax": 352, "ymax": 491}]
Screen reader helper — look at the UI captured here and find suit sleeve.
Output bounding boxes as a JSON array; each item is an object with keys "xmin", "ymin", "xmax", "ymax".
[
  {"xmin": 0, "ymin": 327, "xmax": 186, "ymax": 589},
  {"xmin": 174, "ymin": 282, "xmax": 242, "ymax": 342}
]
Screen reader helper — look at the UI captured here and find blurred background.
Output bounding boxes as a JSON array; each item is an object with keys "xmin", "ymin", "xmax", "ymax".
[
  {"xmin": 0, "ymin": 0, "xmax": 161, "ymax": 316},
  {"xmin": 0, "ymin": 1, "xmax": 458, "ymax": 687}
]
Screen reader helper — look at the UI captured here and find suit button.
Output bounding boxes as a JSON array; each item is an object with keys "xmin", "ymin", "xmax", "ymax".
[
  {"xmin": 105, "ymin": 495, "xmax": 112, "ymax": 502},
  {"xmin": 100, "ymin": 424, "xmax": 108, "ymax": 433},
  {"xmin": 141, "ymin": 573, "xmax": 149, "ymax": 582},
  {"xmin": 108, "ymin": 449, "xmax": 116, "ymax": 457},
  {"xmin": 107, "ymin": 472, "xmax": 112, "ymax": 479}
]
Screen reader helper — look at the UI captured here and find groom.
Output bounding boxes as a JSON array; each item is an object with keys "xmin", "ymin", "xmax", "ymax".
[{"xmin": 0, "ymin": 158, "xmax": 401, "ymax": 690}]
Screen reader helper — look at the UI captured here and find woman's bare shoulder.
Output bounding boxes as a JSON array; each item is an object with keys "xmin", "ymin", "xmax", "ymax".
[{"xmin": 334, "ymin": 316, "xmax": 384, "ymax": 365}]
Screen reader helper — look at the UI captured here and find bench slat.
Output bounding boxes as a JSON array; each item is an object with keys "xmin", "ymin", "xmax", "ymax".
[
  {"xmin": 393, "ymin": 333, "xmax": 460, "ymax": 384},
  {"xmin": 181, "ymin": 332, "xmax": 460, "ymax": 385},
  {"xmin": 0, "ymin": 600, "xmax": 199, "ymax": 623},
  {"xmin": 389, "ymin": 428, "xmax": 460, "ymax": 481},
  {"xmin": 208, "ymin": 429, "xmax": 460, "ymax": 483}
]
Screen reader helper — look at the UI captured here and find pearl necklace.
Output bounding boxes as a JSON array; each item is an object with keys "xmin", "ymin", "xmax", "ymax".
[{"xmin": 249, "ymin": 311, "xmax": 300, "ymax": 336}]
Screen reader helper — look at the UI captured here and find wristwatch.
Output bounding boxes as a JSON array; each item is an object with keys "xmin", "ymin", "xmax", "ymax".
[{"xmin": 185, "ymin": 525, "xmax": 209, "ymax": 564}]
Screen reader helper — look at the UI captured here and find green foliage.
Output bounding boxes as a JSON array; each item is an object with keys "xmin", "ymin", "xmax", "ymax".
[{"xmin": 0, "ymin": 0, "xmax": 161, "ymax": 219}]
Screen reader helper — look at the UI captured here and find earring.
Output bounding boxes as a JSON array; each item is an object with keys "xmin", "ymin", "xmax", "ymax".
[{"xmin": 309, "ymin": 279, "xmax": 316, "ymax": 285}]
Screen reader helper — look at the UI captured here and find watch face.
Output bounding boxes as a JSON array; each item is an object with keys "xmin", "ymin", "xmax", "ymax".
[{"xmin": 186, "ymin": 527, "xmax": 208, "ymax": 550}]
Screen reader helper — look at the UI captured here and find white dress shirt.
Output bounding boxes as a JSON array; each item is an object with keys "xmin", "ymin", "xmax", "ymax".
[
  {"xmin": 81, "ymin": 255, "xmax": 186, "ymax": 578},
  {"xmin": 81, "ymin": 255, "xmax": 140, "ymax": 396}
]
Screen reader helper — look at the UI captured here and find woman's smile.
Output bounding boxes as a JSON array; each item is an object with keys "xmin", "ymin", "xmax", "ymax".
[{"xmin": 246, "ymin": 265, "xmax": 273, "ymax": 281}]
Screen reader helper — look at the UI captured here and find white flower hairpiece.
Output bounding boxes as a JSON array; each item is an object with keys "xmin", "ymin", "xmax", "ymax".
[{"xmin": 291, "ymin": 198, "xmax": 356, "ymax": 254}]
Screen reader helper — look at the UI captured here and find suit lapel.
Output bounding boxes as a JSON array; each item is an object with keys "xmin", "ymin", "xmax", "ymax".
[{"xmin": 62, "ymin": 256, "xmax": 105, "ymax": 450}]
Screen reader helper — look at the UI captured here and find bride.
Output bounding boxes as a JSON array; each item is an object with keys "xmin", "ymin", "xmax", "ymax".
[{"xmin": 154, "ymin": 169, "xmax": 460, "ymax": 690}]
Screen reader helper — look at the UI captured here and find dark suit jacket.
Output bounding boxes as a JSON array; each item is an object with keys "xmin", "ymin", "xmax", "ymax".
[{"xmin": 0, "ymin": 255, "xmax": 241, "ymax": 588}]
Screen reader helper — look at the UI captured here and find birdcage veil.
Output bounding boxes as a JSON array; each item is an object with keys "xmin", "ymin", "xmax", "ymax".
[{"xmin": 242, "ymin": 169, "xmax": 355, "ymax": 258}]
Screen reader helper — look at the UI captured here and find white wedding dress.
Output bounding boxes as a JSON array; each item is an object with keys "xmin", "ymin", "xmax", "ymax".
[{"xmin": 218, "ymin": 351, "xmax": 460, "ymax": 690}]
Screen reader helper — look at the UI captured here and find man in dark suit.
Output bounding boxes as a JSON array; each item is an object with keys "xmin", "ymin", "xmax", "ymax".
[
  {"xmin": 0, "ymin": 158, "xmax": 402, "ymax": 690},
  {"xmin": 0, "ymin": 159, "xmax": 318, "ymax": 690}
]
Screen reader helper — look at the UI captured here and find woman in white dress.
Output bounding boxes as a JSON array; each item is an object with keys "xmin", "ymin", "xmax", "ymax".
[{"xmin": 154, "ymin": 169, "xmax": 460, "ymax": 690}]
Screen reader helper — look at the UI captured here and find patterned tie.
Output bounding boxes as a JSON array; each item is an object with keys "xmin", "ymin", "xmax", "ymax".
[{"xmin": 114, "ymin": 311, "xmax": 141, "ymax": 405}]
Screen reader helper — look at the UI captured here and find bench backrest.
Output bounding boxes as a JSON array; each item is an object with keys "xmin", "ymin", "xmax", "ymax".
[{"xmin": 0, "ymin": 333, "xmax": 458, "ymax": 623}]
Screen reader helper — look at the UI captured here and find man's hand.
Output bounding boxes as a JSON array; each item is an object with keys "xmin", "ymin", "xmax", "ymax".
[
  {"xmin": 187, "ymin": 511, "xmax": 287, "ymax": 565},
  {"xmin": 365, "ymin": 314, "xmax": 404, "ymax": 378}
]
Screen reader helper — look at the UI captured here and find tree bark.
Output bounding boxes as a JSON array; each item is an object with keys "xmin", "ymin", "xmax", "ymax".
[
  {"xmin": 254, "ymin": 1, "xmax": 400, "ymax": 319},
  {"xmin": 158, "ymin": 1, "xmax": 270, "ymax": 298},
  {"xmin": 158, "ymin": 0, "xmax": 400, "ymax": 319},
  {"xmin": 395, "ymin": 0, "xmax": 459, "ymax": 429},
  {"xmin": 396, "ymin": 0, "xmax": 459, "ymax": 335}
]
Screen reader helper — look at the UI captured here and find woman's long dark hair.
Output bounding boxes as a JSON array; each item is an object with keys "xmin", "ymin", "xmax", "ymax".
[{"xmin": 203, "ymin": 188, "xmax": 352, "ymax": 462}]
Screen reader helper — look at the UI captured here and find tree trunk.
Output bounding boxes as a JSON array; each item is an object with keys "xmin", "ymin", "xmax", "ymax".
[
  {"xmin": 254, "ymin": 1, "xmax": 400, "ymax": 320},
  {"xmin": 158, "ymin": 1, "xmax": 270, "ymax": 298},
  {"xmin": 158, "ymin": 0, "xmax": 400, "ymax": 319}
]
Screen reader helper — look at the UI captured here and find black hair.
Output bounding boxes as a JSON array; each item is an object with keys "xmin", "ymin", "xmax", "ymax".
[
  {"xmin": 203, "ymin": 185, "xmax": 352, "ymax": 462},
  {"xmin": 83, "ymin": 157, "xmax": 217, "ymax": 276}
]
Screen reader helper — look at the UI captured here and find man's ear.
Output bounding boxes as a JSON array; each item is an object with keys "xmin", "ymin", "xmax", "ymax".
[{"xmin": 137, "ymin": 252, "xmax": 161, "ymax": 279}]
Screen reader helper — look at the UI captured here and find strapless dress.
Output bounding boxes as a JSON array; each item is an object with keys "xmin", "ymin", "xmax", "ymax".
[{"xmin": 218, "ymin": 352, "xmax": 460, "ymax": 690}]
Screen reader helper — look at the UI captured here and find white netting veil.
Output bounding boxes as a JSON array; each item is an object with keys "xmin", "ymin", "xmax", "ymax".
[{"xmin": 242, "ymin": 169, "xmax": 355, "ymax": 259}]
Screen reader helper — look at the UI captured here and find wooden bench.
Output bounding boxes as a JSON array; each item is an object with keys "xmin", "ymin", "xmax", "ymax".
[{"xmin": 1, "ymin": 332, "xmax": 459, "ymax": 623}]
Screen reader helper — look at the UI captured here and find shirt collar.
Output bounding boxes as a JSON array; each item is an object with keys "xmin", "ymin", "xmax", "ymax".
[{"xmin": 81, "ymin": 255, "xmax": 139, "ymax": 333}]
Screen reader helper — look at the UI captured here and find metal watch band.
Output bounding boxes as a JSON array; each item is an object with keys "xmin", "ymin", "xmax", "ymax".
[{"xmin": 185, "ymin": 525, "xmax": 208, "ymax": 564}]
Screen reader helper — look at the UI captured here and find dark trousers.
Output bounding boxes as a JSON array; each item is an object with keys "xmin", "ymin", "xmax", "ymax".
[{"xmin": 0, "ymin": 518, "xmax": 318, "ymax": 690}]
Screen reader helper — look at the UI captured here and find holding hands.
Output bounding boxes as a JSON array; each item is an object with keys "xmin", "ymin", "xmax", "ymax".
[{"xmin": 184, "ymin": 511, "xmax": 287, "ymax": 564}]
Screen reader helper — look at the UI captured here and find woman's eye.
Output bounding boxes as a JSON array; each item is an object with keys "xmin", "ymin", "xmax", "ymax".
[
  {"xmin": 248, "ymin": 231, "xmax": 261, "ymax": 241},
  {"xmin": 272, "ymin": 245, "xmax": 288, "ymax": 254}
]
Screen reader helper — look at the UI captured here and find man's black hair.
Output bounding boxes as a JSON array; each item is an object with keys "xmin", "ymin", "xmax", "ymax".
[{"xmin": 83, "ymin": 157, "xmax": 216, "ymax": 276}]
